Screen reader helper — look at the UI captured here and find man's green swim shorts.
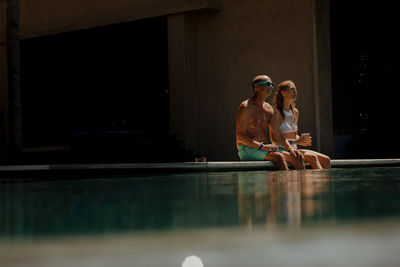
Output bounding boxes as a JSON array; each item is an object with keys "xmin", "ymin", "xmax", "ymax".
[{"xmin": 238, "ymin": 144, "xmax": 284, "ymax": 161}]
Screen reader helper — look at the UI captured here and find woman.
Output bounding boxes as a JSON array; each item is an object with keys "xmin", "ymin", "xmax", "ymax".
[{"xmin": 271, "ymin": 80, "xmax": 330, "ymax": 169}]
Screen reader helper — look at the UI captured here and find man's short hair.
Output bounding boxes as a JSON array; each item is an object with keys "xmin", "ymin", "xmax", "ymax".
[
  {"xmin": 251, "ymin": 75, "xmax": 269, "ymax": 89},
  {"xmin": 252, "ymin": 79, "xmax": 265, "ymax": 89}
]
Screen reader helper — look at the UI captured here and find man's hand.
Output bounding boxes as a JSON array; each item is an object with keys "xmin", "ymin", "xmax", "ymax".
[
  {"xmin": 261, "ymin": 144, "xmax": 278, "ymax": 152},
  {"xmin": 289, "ymin": 148, "xmax": 302, "ymax": 158}
]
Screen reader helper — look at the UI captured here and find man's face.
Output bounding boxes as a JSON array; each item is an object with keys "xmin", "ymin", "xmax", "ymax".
[{"xmin": 254, "ymin": 78, "xmax": 275, "ymax": 97}]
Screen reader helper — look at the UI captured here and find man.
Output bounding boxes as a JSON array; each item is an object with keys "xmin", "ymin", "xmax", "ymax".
[{"xmin": 236, "ymin": 75, "xmax": 304, "ymax": 170}]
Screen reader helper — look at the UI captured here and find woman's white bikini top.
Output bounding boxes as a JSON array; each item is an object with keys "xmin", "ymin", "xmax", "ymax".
[{"xmin": 279, "ymin": 109, "xmax": 298, "ymax": 134}]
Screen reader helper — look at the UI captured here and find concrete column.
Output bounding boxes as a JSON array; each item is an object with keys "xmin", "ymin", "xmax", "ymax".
[
  {"xmin": 312, "ymin": 0, "xmax": 333, "ymax": 157},
  {"xmin": 0, "ymin": 0, "xmax": 9, "ymax": 160},
  {"xmin": 168, "ymin": 14, "xmax": 199, "ymax": 153},
  {"xmin": 0, "ymin": 44, "xmax": 8, "ymax": 160}
]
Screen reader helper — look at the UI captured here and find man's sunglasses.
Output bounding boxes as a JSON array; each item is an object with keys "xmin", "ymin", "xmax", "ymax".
[{"xmin": 255, "ymin": 81, "xmax": 275, "ymax": 87}]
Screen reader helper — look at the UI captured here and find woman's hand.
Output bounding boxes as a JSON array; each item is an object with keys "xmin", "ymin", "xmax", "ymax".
[{"xmin": 295, "ymin": 135, "xmax": 312, "ymax": 147}]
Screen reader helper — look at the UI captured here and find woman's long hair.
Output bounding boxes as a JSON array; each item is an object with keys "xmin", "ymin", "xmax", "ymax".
[{"xmin": 274, "ymin": 80, "xmax": 297, "ymax": 122}]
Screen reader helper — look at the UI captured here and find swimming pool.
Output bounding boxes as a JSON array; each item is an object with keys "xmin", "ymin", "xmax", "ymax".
[{"xmin": 1, "ymin": 167, "xmax": 400, "ymax": 266}]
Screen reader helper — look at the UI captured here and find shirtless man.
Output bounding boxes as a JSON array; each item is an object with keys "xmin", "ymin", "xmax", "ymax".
[{"xmin": 236, "ymin": 75, "xmax": 304, "ymax": 170}]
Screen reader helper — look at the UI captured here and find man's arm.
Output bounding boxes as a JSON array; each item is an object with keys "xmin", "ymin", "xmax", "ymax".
[{"xmin": 236, "ymin": 105, "xmax": 263, "ymax": 148}]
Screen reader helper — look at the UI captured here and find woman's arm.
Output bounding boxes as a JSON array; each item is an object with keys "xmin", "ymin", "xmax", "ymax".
[
  {"xmin": 293, "ymin": 108, "xmax": 311, "ymax": 146},
  {"xmin": 269, "ymin": 109, "xmax": 301, "ymax": 157}
]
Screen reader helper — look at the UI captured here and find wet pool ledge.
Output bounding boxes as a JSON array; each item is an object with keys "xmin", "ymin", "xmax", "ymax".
[{"xmin": 0, "ymin": 159, "xmax": 400, "ymax": 177}]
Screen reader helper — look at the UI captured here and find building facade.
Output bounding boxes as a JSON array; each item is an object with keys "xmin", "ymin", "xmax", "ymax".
[{"xmin": 0, "ymin": 0, "xmax": 333, "ymax": 162}]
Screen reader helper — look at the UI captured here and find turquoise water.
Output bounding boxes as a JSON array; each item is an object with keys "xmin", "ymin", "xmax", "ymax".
[{"xmin": 1, "ymin": 167, "xmax": 400, "ymax": 240}]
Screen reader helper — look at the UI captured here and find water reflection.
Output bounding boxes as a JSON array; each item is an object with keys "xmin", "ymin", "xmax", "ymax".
[
  {"xmin": 1, "ymin": 168, "xmax": 400, "ymax": 240},
  {"xmin": 0, "ymin": 174, "xmax": 238, "ymax": 239},
  {"xmin": 238, "ymin": 170, "xmax": 332, "ymax": 228}
]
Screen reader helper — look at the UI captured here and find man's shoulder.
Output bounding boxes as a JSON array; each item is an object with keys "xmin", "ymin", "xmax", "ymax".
[
  {"xmin": 238, "ymin": 99, "xmax": 250, "ymax": 110},
  {"xmin": 240, "ymin": 99, "xmax": 249, "ymax": 106},
  {"xmin": 263, "ymin": 102, "xmax": 273, "ymax": 111},
  {"xmin": 237, "ymin": 100, "xmax": 251, "ymax": 121},
  {"xmin": 263, "ymin": 101, "xmax": 272, "ymax": 108}
]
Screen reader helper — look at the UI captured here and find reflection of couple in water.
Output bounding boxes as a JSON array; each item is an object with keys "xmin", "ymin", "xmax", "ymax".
[
  {"xmin": 236, "ymin": 74, "xmax": 330, "ymax": 170},
  {"xmin": 237, "ymin": 170, "xmax": 332, "ymax": 227}
]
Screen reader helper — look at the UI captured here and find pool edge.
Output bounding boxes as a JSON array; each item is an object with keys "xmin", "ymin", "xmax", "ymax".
[{"xmin": 0, "ymin": 159, "xmax": 400, "ymax": 177}]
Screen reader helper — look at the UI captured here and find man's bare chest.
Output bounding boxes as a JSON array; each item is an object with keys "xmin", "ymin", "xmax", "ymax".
[{"xmin": 247, "ymin": 107, "xmax": 272, "ymax": 129}]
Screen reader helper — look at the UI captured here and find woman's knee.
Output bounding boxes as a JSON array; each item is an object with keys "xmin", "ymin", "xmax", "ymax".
[
  {"xmin": 305, "ymin": 152, "xmax": 319, "ymax": 163},
  {"xmin": 319, "ymin": 155, "xmax": 331, "ymax": 168}
]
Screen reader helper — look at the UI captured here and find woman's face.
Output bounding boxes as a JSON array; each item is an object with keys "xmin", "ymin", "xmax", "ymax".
[{"xmin": 282, "ymin": 83, "xmax": 297, "ymax": 101}]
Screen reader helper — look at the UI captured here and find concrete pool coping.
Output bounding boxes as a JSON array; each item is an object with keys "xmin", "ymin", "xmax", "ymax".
[{"xmin": 0, "ymin": 159, "xmax": 400, "ymax": 176}]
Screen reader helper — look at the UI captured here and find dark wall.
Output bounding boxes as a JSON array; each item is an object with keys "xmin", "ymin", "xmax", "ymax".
[
  {"xmin": 330, "ymin": 1, "xmax": 399, "ymax": 158},
  {"xmin": 20, "ymin": 17, "xmax": 174, "ymax": 162}
]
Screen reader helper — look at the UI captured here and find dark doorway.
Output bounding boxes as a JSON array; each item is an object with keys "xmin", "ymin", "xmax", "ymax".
[
  {"xmin": 20, "ymin": 17, "xmax": 181, "ymax": 163},
  {"xmin": 330, "ymin": 1, "xmax": 399, "ymax": 159}
]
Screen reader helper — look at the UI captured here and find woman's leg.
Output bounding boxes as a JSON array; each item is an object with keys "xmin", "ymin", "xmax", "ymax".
[
  {"xmin": 314, "ymin": 151, "xmax": 331, "ymax": 169},
  {"xmin": 281, "ymin": 151, "xmax": 305, "ymax": 170},
  {"xmin": 300, "ymin": 149, "xmax": 323, "ymax": 169},
  {"xmin": 299, "ymin": 150, "xmax": 331, "ymax": 169}
]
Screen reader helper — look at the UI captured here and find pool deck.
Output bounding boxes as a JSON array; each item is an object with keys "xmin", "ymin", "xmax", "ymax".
[
  {"xmin": 2, "ymin": 220, "xmax": 400, "ymax": 267},
  {"xmin": 0, "ymin": 159, "xmax": 399, "ymax": 176}
]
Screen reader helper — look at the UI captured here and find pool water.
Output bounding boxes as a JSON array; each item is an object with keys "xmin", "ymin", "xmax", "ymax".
[{"xmin": 1, "ymin": 167, "xmax": 400, "ymax": 266}]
